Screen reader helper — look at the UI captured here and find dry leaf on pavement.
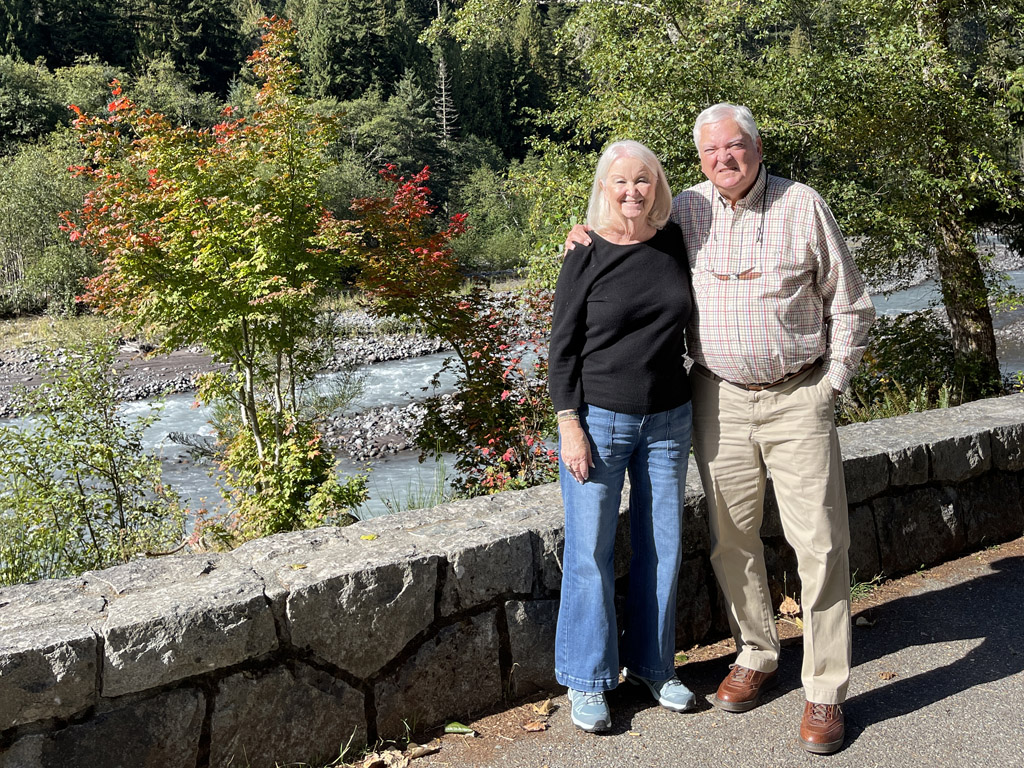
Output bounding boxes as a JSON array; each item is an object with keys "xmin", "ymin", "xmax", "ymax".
[
  {"xmin": 406, "ymin": 742, "xmax": 441, "ymax": 760},
  {"xmin": 531, "ymin": 699, "xmax": 555, "ymax": 715},
  {"xmin": 522, "ymin": 720, "xmax": 549, "ymax": 732},
  {"xmin": 778, "ymin": 595, "xmax": 801, "ymax": 616}
]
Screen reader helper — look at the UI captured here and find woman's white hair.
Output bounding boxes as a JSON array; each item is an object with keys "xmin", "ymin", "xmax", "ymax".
[
  {"xmin": 692, "ymin": 103, "xmax": 760, "ymax": 150},
  {"xmin": 585, "ymin": 140, "xmax": 672, "ymax": 231}
]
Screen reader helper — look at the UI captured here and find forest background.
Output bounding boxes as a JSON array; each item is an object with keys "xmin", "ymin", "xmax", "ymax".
[{"xmin": 2, "ymin": 0, "xmax": 1024, "ymax": 583}]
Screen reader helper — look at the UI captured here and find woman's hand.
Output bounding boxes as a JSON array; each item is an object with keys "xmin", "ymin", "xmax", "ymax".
[{"xmin": 559, "ymin": 420, "xmax": 594, "ymax": 483}]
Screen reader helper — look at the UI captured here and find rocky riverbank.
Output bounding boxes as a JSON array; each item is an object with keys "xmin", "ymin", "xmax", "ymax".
[
  {"xmin": 2, "ymin": 296, "xmax": 1023, "ymax": 461},
  {"xmin": 0, "ymin": 311, "xmax": 449, "ymax": 460}
]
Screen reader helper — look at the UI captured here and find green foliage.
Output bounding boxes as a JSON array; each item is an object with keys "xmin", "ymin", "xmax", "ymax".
[
  {"xmin": 133, "ymin": 0, "xmax": 246, "ymax": 94},
  {"xmin": 200, "ymin": 380, "xmax": 366, "ymax": 540},
  {"xmin": 840, "ymin": 311, "xmax": 958, "ymax": 423},
  {"xmin": 319, "ymin": 165, "xmax": 558, "ymax": 494},
  {"xmin": 0, "ymin": 55, "xmax": 64, "ymax": 154},
  {"xmin": 839, "ymin": 380, "xmax": 953, "ymax": 424},
  {"xmin": 448, "ymin": 161, "xmax": 530, "ymax": 272},
  {"xmin": 128, "ymin": 54, "xmax": 224, "ymax": 128},
  {"xmin": 66, "ymin": 18, "xmax": 365, "ymax": 542},
  {"xmin": 847, "ymin": 311, "xmax": 957, "ymax": 404},
  {"xmin": 292, "ymin": 0, "xmax": 408, "ymax": 101},
  {"xmin": 52, "ymin": 56, "xmax": 124, "ymax": 118},
  {"xmin": 509, "ymin": 144, "xmax": 594, "ymax": 293},
  {"xmin": 0, "ymin": 340, "xmax": 184, "ymax": 586},
  {"xmin": 0, "ymin": 130, "xmax": 93, "ymax": 315}
]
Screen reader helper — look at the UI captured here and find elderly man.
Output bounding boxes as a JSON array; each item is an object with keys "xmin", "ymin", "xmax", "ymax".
[{"xmin": 565, "ymin": 103, "xmax": 875, "ymax": 754}]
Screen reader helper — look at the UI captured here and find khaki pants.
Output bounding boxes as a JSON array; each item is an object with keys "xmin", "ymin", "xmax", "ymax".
[{"xmin": 691, "ymin": 364, "xmax": 851, "ymax": 704}]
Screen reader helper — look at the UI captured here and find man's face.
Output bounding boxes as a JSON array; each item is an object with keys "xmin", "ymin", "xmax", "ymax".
[{"xmin": 698, "ymin": 118, "xmax": 763, "ymax": 205}]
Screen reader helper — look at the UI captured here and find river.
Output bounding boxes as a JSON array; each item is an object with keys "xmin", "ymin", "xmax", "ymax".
[{"xmin": 16, "ymin": 271, "xmax": 1024, "ymax": 519}]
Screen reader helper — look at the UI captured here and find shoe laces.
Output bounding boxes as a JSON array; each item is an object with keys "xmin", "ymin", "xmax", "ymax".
[
  {"xmin": 728, "ymin": 664, "xmax": 755, "ymax": 682},
  {"xmin": 579, "ymin": 691, "xmax": 606, "ymax": 707},
  {"xmin": 807, "ymin": 703, "xmax": 841, "ymax": 724}
]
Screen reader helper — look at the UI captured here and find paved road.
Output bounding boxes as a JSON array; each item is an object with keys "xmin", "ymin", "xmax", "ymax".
[{"xmin": 418, "ymin": 540, "xmax": 1024, "ymax": 768}]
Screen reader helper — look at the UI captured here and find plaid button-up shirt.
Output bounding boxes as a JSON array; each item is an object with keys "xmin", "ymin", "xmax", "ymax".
[{"xmin": 670, "ymin": 166, "xmax": 875, "ymax": 392}]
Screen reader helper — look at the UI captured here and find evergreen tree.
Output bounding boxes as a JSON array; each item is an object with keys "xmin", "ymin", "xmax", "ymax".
[
  {"xmin": 33, "ymin": 0, "xmax": 131, "ymax": 69},
  {"xmin": 297, "ymin": 0, "xmax": 405, "ymax": 100},
  {"xmin": 131, "ymin": 0, "xmax": 245, "ymax": 94},
  {"xmin": 0, "ymin": 0, "xmax": 30, "ymax": 58},
  {"xmin": 433, "ymin": 54, "xmax": 457, "ymax": 149}
]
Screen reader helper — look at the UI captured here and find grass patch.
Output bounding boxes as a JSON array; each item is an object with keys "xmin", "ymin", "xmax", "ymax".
[
  {"xmin": 0, "ymin": 314, "xmax": 116, "ymax": 351},
  {"xmin": 850, "ymin": 571, "xmax": 884, "ymax": 602}
]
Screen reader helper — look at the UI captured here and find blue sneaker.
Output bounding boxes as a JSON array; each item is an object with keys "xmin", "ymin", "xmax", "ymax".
[
  {"xmin": 623, "ymin": 667, "xmax": 696, "ymax": 712},
  {"xmin": 567, "ymin": 688, "xmax": 611, "ymax": 732}
]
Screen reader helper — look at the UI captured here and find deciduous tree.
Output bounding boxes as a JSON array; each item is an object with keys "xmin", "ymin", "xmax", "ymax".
[{"xmin": 65, "ymin": 18, "xmax": 365, "ymax": 539}]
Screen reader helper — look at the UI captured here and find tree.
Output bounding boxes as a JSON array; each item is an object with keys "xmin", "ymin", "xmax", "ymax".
[
  {"xmin": 130, "ymin": 0, "xmax": 246, "ymax": 94},
  {"xmin": 292, "ymin": 0, "xmax": 407, "ymax": 100},
  {"xmin": 319, "ymin": 165, "xmax": 558, "ymax": 494},
  {"xmin": 65, "ymin": 18, "xmax": 365, "ymax": 540},
  {"xmin": 0, "ymin": 130, "xmax": 93, "ymax": 314},
  {"xmin": 0, "ymin": 55, "xmax": 64, "ymax": 155},
  {"xmin": 440, "ymin": 0, "xmax": 1024, "ymax": 399}
]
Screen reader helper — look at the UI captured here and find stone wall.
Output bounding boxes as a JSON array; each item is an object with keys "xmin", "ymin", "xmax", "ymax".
[{"xmin": 2, "ymin": 393, "xmax": 1023, "ymax": 768}]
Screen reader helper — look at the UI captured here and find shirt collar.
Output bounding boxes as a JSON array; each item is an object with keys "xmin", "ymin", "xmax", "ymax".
[{"xmin": 714, "ymin": 164, "xmax": 767, "ymax": 211}]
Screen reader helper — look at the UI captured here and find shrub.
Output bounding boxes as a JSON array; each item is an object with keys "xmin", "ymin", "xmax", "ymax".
[
  {"xmin": 319, "ymin": 165, "xmax": 558, "ymax": 495},
  {"xmin": 841, "ymin": 310, "xmax": 959, "ymax": 425},
  {"xmin": 0, "ymin": 340, "xmax": 184, "ymax": 586}
]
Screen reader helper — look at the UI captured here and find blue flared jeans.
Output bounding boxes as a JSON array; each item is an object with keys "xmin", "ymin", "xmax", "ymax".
[{"xmin": 554, "ymin": 401, "xmax": 692, "ymax": 692}]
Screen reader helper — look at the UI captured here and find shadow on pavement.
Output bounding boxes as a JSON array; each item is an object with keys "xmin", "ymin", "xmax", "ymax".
[{"xmin": 842, "ymin": 555, "xmax": 1024, "ymax": 743}]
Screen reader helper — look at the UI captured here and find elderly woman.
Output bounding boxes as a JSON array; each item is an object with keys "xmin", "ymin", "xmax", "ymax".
[{"xmin": 548, "ymin": 140, "xmax": 695, "ymax": 732}]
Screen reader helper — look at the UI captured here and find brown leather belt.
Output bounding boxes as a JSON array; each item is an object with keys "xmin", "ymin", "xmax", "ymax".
[{"xmin": 731, "ymin": 360, "xmax": 820, "ymax": 391}]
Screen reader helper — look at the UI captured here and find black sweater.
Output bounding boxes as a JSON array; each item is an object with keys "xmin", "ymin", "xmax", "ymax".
[{"xmin": 548, "ymin": 223, "xmax": 692, "ymax": 415}]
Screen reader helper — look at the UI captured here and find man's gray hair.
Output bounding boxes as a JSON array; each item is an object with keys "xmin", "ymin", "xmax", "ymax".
[
  {"xmin": 586, "ymin": 140, "xmax": 672, "ymax": 231},
  {"xmin": 692, "ymin": 103, "xmax": 760, "ymax": 150}
]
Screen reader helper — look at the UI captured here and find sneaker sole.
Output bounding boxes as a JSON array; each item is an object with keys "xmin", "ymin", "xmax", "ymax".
[
  {"xmin": 570, "ymin": 715, "xmax": 611, "ymax": 733},
  {"xmin": 712, "ymin": 673, "xmax": 779, "ymax": 713}
]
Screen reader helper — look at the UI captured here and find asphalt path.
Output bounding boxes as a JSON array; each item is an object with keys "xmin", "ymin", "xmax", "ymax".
[{"xmin": 417, "ymin": 540, "xmax": 1024, "ymax": 768}]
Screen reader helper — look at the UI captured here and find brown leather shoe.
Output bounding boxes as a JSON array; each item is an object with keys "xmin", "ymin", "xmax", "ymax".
[
  {"xmin": 712, "ymin": 665, "xmax": 778, "ymax": 712},
  {"xmin": 800, "ymin": 701, "xmax": 845, "ymax": 754}
]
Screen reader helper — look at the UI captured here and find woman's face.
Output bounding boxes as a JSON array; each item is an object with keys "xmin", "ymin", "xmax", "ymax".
[{"xmin": 602, "ymin": 156, "xmax": 656, "ymax": 225}]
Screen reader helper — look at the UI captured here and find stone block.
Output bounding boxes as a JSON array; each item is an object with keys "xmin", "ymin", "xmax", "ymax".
[
  {"xmin": 674, "ymin": 556, "xmax": 713, "ymax": 650},
  {"xmin": 928, "ymin": 433, "xmax": 991, "ymax": 484},
  {"xmin": 763, "ymin": 539, "xmax": 799, "ymax": 607},
  {"xmin": 762, "ymin": 478, "xmax": 782, "ymax": 538},
  {"xmin": 613, "ymin": 503, "xmax": 633, "ymax": 580},
  {"xmin": 277, "ymin": 536, "xmax": 440, "ymax": 680},
  {"xmin": 0, "ymin": 580, "xmax": 105, "ymax": 730},
  {"xmin": 842, "ymin": 452, "xmax": 890, "ymax": 504},
  {"xmin": 526, "ymin": 510, "xmax": 565, "ymax": 595},
  {"xmin": 991, "ymin": 424, "xmax": 1024, "ymax": 471},
  {"xmin": 402, "ymin": 518, "xmax": 532, "ymax": 616},
  {"xmin": 209, "ymin": 664, "xmax": 366, "ymax": 768},
  {"xmin": 848, "ymin": 504, "xmax": 882, "ymax": 581},
  {"xmin": 887, "ymin": 444, "xmax": 930, "ymax": 487},
  {"xmin": 957, "ymin": 471, "xmax": 1024, "ymax": 547},
  {"xmin": 374, "ymin": 611, "xmax": 502, "ymax": 739},
  {"xmin": 505, "ymin": 599, "xmax": 557, "ymax": 696},
  {"xmin": 682, "ymin": 480, "xmax": 710, "ymax": 555},
  {"xmin": 229, "ymin": 526, "xmax": 360, "ymax": 646},
  {"xmin": 0, "ymin": 688, "xmax": 203, "ymax": 768},
  {"xmin": 91, "ymin": 556, "xmax": 278, "ymax": 698},
  {"xmin": 875, "ymin": 488, "xmax": 966, "ymax": 575}
]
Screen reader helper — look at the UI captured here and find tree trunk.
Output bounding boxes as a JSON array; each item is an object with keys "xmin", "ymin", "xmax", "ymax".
[{"xmin": 934, "ymin": 217, "xmax": 1002, "ymax": 400}]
